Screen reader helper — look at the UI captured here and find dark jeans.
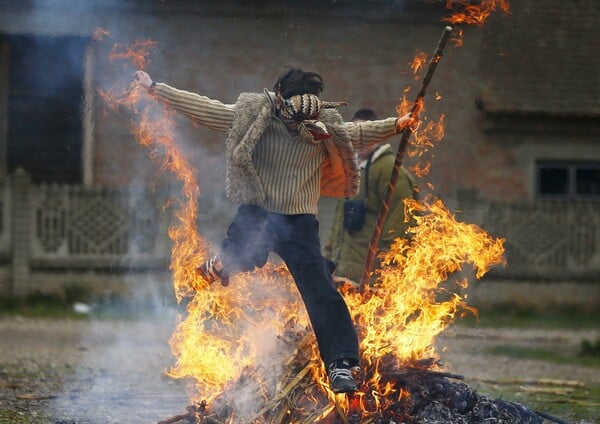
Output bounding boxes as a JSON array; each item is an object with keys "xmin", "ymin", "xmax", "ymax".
[{"xmin": 220, "ymin": 204, "xmax": 359, "ymax": 367}]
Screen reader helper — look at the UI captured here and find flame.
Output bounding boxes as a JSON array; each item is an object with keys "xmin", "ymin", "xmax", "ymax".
[
  {"xmin": 92, "ymin": 27, "xmax": 109, "ymax": 41},
  {"xmin": 407, "ymin": 114, "xmax": 445, "ymax": 177},
  {"xmin": 101, "ymin": 1, "xmax": 510, "ymax": 417},
  {"xmin": 349, "ymin": 197, "xmax": 505, "ymax": 365},
  {"xmin": 444, "ymin": 0, "xmax": 510, "ymax": 26},
  {"xmin": 167, "ymin": 267, "xmax": 308, "ymax": 403},
  {"xmin": 409, "ymin": 51, "xmax": 428, "ymax": 79},
  {"xmin": 304, "ymin": 195, "xmax": 505, "ymax": 420},
  {"xmin": 452, "ymin": 28, "xmax": 465, "ymax": 47},
  {"xmin": 109, "ymin": 39, "xmax": 157, "ymax": 69}
]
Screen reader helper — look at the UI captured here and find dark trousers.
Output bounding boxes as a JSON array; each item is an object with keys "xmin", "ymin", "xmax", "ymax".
[{"xmin": 220, "ymin": 204, "xmax": 359, "ymax": 367}]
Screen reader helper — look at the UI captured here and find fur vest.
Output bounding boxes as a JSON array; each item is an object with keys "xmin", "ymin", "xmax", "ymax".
[{"xmin": 224, "ymin": 91, "xmax": 360, "ymax": 204}]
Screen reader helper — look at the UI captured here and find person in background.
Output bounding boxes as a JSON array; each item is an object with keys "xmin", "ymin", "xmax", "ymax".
[
  {"xmin": 324, "ymin": 108, "xmax": 418, "ymax": 286},
  {"xmin": 133, "ymin": 68, "xmax": 417, "ymax": 394}
]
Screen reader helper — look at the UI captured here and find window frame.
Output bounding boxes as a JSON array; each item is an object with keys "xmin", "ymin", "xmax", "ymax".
[{"xmin": 536, "ymin": 160, "xmax": 600, "ymax": 200}]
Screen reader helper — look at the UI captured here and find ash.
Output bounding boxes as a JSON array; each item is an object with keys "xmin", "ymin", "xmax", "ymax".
[
  {"xmin": 173, "ymin": 368, "xmax": 568, "ymax": 424},
  {"xmin": 369, "ymin": 370, "xmax": 558, "ymax": 424}
]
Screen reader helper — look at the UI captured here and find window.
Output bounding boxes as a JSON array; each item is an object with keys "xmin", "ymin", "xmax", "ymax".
[
  {"xmin": 5, "ymin": 34, "xmax": 87, "ymax": 183},
  {"xmin": 536, "ymin": 161, "xmax": 600, "ymax": 199}
]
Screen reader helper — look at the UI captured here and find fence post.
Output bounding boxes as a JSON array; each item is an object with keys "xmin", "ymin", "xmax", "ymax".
[{"xmin": 11, "ymin": 168, "xmax": 31, "ymax": 297}]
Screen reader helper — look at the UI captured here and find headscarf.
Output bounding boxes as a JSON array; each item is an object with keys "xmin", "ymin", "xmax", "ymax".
[{"xmin": 276, "ymin": 93, "xmax": 348, "ymax": 143}]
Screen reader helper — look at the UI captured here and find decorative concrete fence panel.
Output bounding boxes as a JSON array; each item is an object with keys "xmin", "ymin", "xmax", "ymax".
[
  {"xmin": 1, "ymin": 171, "xmax": 598, "ymax": 297},
  {"xmin": 453, "ymin": 187, "xmax": 600, "ymax": 281},
  {"xmin": 485, "ymin": 200, "xmax": 600, "ymax": 280},
  {"xmin": 6, "ymin": 169, "xmax": 171, "ymax": 296}
]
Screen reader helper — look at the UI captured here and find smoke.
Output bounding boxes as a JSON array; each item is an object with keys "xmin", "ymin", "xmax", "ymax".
[
  {"xmin": 67, "ymin": 22, "xmax": 298, "ymax": 424},
  {"xmin": 0, "ymin": 2, "xmax": 238, "ymax": 421},
  {"xmin": 47, "ymin": 300, "xmax": 189, "ymax": 423},
  {"xmin": 209, "ymin": 295, "xmax": 303, "ymax": 421}
]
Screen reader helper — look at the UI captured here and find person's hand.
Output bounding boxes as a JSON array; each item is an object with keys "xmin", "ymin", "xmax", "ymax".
[
  {"xmin": 396, "ymin": 112, "xmax": 419, "ymax": 133},
  {"xmin": 133, "ymin": 70, "xmax": 153, "ymax": 90}
]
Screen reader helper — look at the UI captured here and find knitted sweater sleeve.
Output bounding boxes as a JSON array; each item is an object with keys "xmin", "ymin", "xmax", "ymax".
[
  {"xmin": 343, "ymin": 117, "xmax": 398, "ymax": 150},
  {"xmin": 153, "ymin": 82, "xmax": 235, "ymax": 132}
]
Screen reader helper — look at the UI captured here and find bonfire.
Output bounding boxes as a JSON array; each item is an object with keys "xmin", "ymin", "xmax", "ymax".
[
  {"xmin": 151, "ymin": 199, "xmax": 566, "ymax": 424},
  {"xmin": 99, "ymin": 2, "xmax": 569, "ymax": 423},
  {"xmin": 155, "ymin": 251, "xmax": 567, "ymax": 424}
]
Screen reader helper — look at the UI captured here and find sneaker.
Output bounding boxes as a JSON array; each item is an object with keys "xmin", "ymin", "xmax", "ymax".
[
  {"xmin": 328, "ymin": 359, "xmax": 358, "ymax": 393},
  {"xmin": 197, "ymin": 255, "xmax": 229, "ymax": 286}
]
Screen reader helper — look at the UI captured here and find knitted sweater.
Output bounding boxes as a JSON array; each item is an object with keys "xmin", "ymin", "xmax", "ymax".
[{"xmin": 153, "ymin": 82, "xmax": 398, "ymax": 215}]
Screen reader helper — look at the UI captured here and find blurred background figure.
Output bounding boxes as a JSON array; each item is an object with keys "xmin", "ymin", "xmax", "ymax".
[{"xmin": 324, "ymin": 108, "xmax": 419, "ymax": 286}]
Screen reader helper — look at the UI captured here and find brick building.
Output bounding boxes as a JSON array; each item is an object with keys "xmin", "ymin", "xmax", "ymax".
[
  {"xmin": 0, "ymin": 0, "xmax": 598, "ymax": 300},
  {"xmin": 1, "ymin": 1, "xmax": 597, "ymax": 197}
]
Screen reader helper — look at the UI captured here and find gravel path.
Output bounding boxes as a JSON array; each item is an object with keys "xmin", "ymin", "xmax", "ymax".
[{"xmin": 0, "ymin": 315, "xmax": 598, "ymax": 423}]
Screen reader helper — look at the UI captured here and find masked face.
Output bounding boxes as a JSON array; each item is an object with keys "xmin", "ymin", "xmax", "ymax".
[{"xmin": 278, "ymin": 93, "xmax": 321, "ymax": 124}]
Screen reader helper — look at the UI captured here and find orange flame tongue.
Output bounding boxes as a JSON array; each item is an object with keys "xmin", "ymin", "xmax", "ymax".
[
  {"xmin": 346, "ymin": 197, "xmax": 505, "ymax": 371},
  {"xmin": 109, "ymin": 39, "xmax": 157, "ymax": 69},
  {"xmin": 444, "ymin": 0, "xmax": 511, "ymax": 26}
]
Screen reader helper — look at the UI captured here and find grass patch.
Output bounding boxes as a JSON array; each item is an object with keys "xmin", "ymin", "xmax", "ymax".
[
  {"xmin": 579, "ymin": 338, "xmax": 600, "ymax": 357},
  {"xmin": 0, "ymin": 361, "xmax": 72, "ymax": 424},
  {"xmin": 471, "ymin": 379, "xmax": 600, "ymax": 422},
  {"xmin": 486, "ymin": 345, "xmax": 600, "ymax": 368},
  {"xmin": 0, "ymin": 293, "xmax": 84, "ymax": 319},
  {"xmin": 457, "ymin": 302, "xmax": 600, "ymax": 329},
  {"xmin": 0, "ymin": 410, "xmax": 31, "ymax": 424},
  {"xmin": 474, "ymin": 334, "xmax": 600, "ymax": 421},
  {"xmin": 0, "ymin": 290, "xmax": 178, "ymax": 320}
]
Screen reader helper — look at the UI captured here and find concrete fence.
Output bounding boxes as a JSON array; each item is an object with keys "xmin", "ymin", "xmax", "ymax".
[
  {"xmin": 457, "ymin": 188, "xmax": 600, "ymax": 281},
  {"xmin": 0, "ymin": 170, "xmax": 598, "ymax": 298},
  {"xmin": 0, "ymin": 169, "xmax": 172, "ymax": 297}
]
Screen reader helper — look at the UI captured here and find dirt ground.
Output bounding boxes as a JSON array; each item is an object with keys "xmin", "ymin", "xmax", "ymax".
[{"xmin": 0, "ymin": 314, "xmax": 598, "ymax": 424}]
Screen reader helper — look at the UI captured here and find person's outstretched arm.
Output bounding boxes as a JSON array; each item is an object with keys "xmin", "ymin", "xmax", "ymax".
[
  {"xmin": 345, "ymin": 113, "xmax": 417, "ymax": 150},
  {"xmin": 133, "ymin": 70, "xmax": 235, "ymax": 132}
]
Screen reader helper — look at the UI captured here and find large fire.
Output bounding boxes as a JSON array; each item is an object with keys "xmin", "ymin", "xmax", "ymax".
[{"xmin": 100, "ymin": 1, "xmax": 510, "ymax": 421}]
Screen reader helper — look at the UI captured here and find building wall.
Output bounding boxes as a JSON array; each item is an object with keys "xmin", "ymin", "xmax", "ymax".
[
  {"xmin": 0, "ymin": 1, "xmax": 598, "ymax": 234},
  {"xmin": 89, "ymin": 6, "xmax": 462, "ymax": 193},
  {"xmin": 0, "ymin": 1, "xmax": 598, "ymax": 299}
]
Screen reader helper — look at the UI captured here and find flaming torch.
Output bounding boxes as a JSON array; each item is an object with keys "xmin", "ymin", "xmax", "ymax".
[{"xmin": 360, "ymin": 25, "xmax": 454, "ymax": 289}]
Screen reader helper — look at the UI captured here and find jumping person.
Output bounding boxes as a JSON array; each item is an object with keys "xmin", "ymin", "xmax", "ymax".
[{"xmin": 133, "ymin": 68, "xmax": 416, "ymax": 393}]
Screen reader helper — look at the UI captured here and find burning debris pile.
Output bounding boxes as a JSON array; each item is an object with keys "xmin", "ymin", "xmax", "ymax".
[
  {"xmin": 148, "ymin": 189, "xmax": 560, "ymax": 424},
  {"xmin": 158, "ymin": 329, "xmax": 564, "ymax": 424}
]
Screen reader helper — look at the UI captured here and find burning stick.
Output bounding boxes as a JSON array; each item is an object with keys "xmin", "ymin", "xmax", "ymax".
[{"xmin": 360, "ymin": 25, "xmax": 454, "ymax": 289}]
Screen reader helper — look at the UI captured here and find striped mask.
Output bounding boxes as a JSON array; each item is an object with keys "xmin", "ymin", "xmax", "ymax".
[{"xmin": 279, "ymin": 93, "xmax": 322, "ymax": 124}]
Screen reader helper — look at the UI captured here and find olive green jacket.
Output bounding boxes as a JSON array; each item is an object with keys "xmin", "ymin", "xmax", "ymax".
[{"xmin": 324, "ymin": 144, "xmax": 417, "ymax": 282}]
